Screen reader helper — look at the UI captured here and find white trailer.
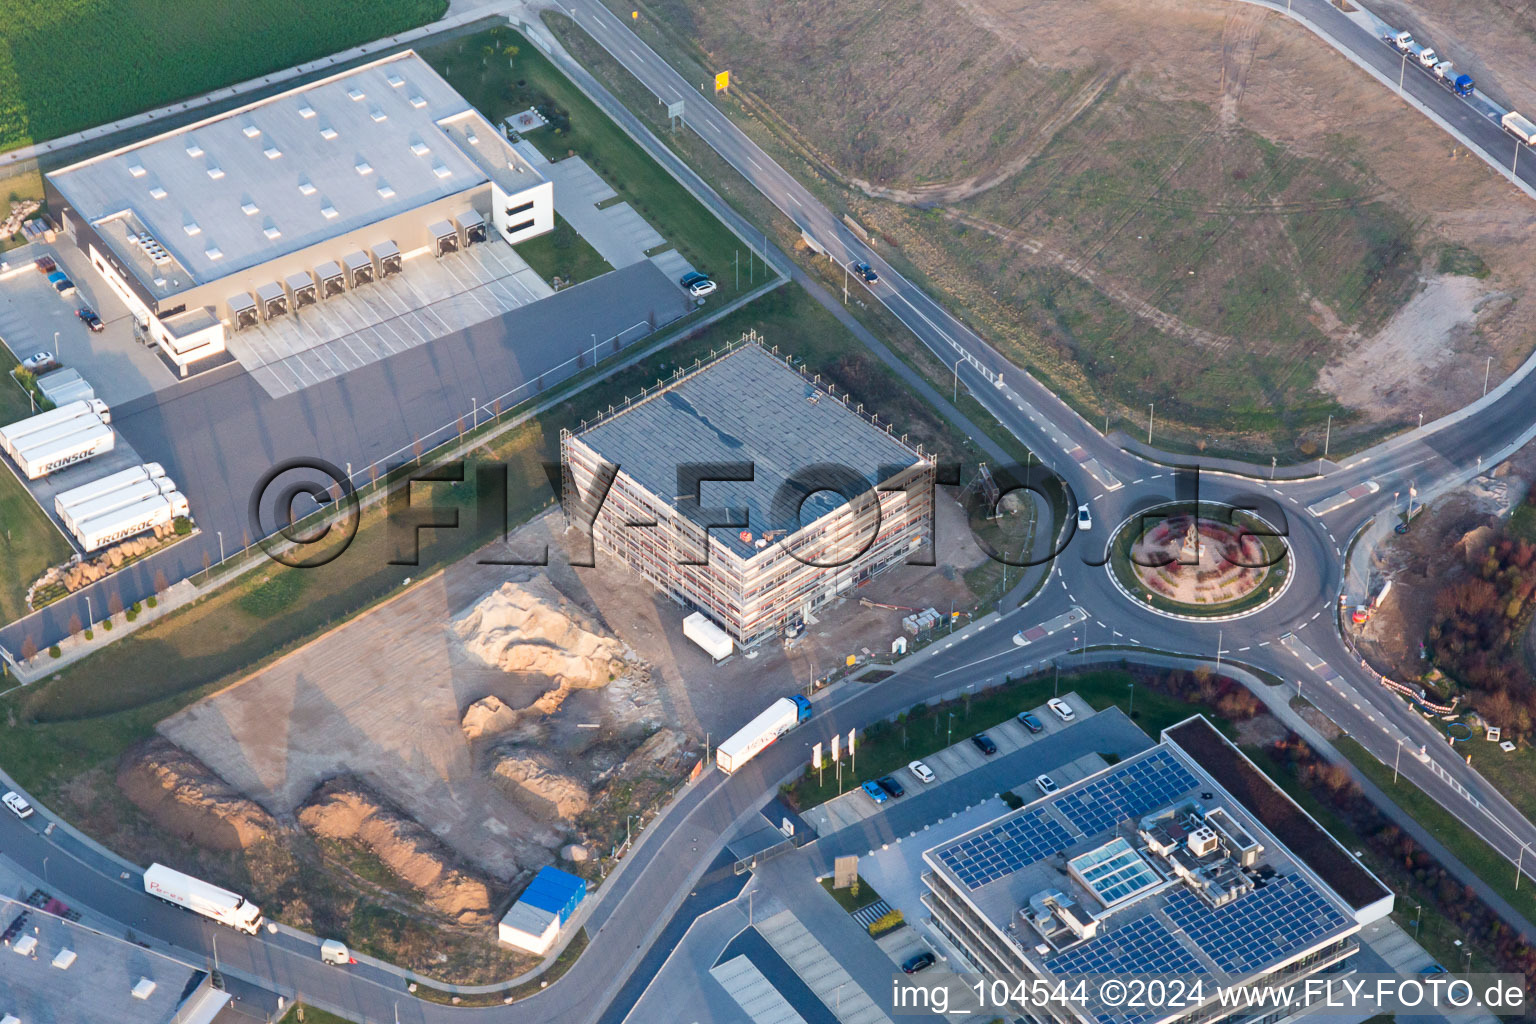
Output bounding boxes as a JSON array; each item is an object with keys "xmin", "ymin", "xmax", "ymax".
[
  {"xmin": 683, "ymin": 612, "xmax": 734, "ymax": 661},
  {"xmin": 11, "ymin": 420, "xmax": 114, "ymax": 479},
  {"xmin": 0, "ymin": 399, "xmax": 109, "ymax": 458},
  {"xmin": 1503, "ymin": 111, "xmax": 1536, "ymax": 145},
  {"xmin": 716, "ymin": 695, "xmax": 812, "ymax": 774},
  {"xmin": 73, "ymin": 491, "xmax": 189, "ymax": 552},
  {"xmin": 143, "ymin": 863, "xmax": 262, "ymax": 934},
  {"xmin": 54, "ymin": 463, "xmax": 167, "ymax": 518},
  {"xmin": 59, "ymin": 477, "xmax": 174, "ymax": 534}
]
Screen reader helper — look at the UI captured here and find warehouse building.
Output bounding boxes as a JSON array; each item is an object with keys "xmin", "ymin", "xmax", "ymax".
[
  {"xmin": 561, "ymin": 337, "xmax": 934, "ymax": 647},
  {"xmin": 921, "ymin": 717, "xmax": 1393, "ymax": 1024},
  {"xmin": 44, "ymin": 50, "xmax": 552, "ymax": 376}
]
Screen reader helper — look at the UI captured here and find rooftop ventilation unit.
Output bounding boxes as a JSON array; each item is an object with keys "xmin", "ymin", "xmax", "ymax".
[
  {"xmin": 432, "ymin": 163, "xmax": 452, "ymax": 179},
  {"xmin": 183, "ymin": 221, "xmax": 201, "ymax": 236},
  {"xmin": 127, "ymin": 160, "xmax": 146, "ymax": 177},
  {"xmin": 286, "ymin": 270, "xmax": 318, "ymax": 309},
  {"xmin": 242, "ymin": 124, "xmax": 261, "ymax": 138},
  {"xmin": 206, "ymin": 245, "xmax": 223, "ymax": 260},
  {"xmin": 128, "ymin": 231, "xmax": 173, "ymax": 264},
  {"xmin": 370, "ymin": 108, "xmax": 387, "ymax": 123},
  {"xmin": 410, "ymin": 141, "xmax": 431, "ymax": 156},
  {"xmin": 185, "ymin": 140, "xmax": 203, "ymax": 157},
  {"xmin": 386, "ymin": 72, "xmax": 405, "ymax": 88},
  {"xmin": 148, "ymin": 186, "xmax": 167, "ymax": 200},
  {"xmin": 52, "ymin": 947, "xmax": 76, "ymax": 969},
  {"xmin": 228, "ymin": 292, "xmax": 259, "ymax": 330},
  {"xmin": 263, "ymin": 225, "xmax": 282, "ymax": 240},
  {"xmin": 316, "ymin": 260, "xmax": 345, "ymax": 299},
  {"xmin": 347, "ymin": 87, "xmax": 365, "ymax": 101},
  {"xmin": 1188, "ymin": 826, "xmax": 1220, "ymax": 858},
  {"xmin": 467, "ymin": 130, "xmax": 479, "ymax": 145},
  {"xmin": 409, "ymin": 94, "xmax": 427, "ymax": 108},
  {"xmin": 264, "ymin": 145, "xmax": 282, "ymax": 160},
  {"xmin": 206, "ymin": 164, "xmax": 225, "ymax": 180},
  {"xmin": 320, "ymin": 125, "xmax": 338, "ymax": 140},
  {"xmin": 320, "ymin": 203, "xmax": 338, "ymax": 220},
  {"xmin": 298, "ymin": 102, "xmax": 316, "ymax": 118},
  {"xmin": 372, "ymin": 240, "xmax": 402, "ymax": 278},
  {"xmin": 298, "ymin": 178, "xmax": 318, "ymax": 196},
  {"xmin": 355, "ymin": 160, "xmax": 373, "ymax": 176},
  {"xmin": 241, "ymin": 201, "xmax": 259, "ymax": 216},
  {"xmin": 343, "ymin": 250, "xmax": 374, "ymax": 287},
  {"xmin": 132, "ymin": 978, "xmax": 157, "ymax": 1000}
]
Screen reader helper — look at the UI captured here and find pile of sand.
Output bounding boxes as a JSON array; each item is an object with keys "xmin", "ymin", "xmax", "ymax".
[
  {"xmin": 117, "ymin": 738, "xmax": 280, "ymax": 852},
  {"xmin": 453, "ymin": 579, "xmax": 625, "ymax": 686},
  {"xmin": 491, "ymin": 749, "xmax": 591, "ymax": 821},
  {"xmin": 461, "ymin": 695, "xmax": 520, "ymax": 742},
  {"xmin": 298, "ymin": 778, "xmax": 496, "ymax": 925}
]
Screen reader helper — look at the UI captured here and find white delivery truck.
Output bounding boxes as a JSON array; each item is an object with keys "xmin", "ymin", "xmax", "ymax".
[
  {"xmin": 716, "ymin": 695, "xmax": 813, "ymax": 774},
  {"xmin": 11, "ymin": 420, "xmax": 115, "ymax": 479},
  {"xmin": 73, "ymin": 491, "xmax": 189, "ymax": 552},
  {"xmin": 143, "ymin": 863, "xmax": 263, "ymax": 934},
  {"xmin": 1503, "ymin": 111, "xmax": 1536, "ymax": 145}
]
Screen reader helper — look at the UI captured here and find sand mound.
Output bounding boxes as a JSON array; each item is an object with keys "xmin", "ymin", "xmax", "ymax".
[
  {"xmin": 452, "ymin": 579, "xmax": 625, "ymax": 690},
  {"xmin": 491, "ymin": 749, "xmax": 591, "ymax": 821},
  {"xmin": 118, "ymin": 738, "xmax": 280, "ymax": 852},
  {"xmin": 299, "ymin": 778, "xmax": 496, "ymax": 925},
  {"xmin": 461, "ymin": 695, "xmax": 520, "ymax": 742}
]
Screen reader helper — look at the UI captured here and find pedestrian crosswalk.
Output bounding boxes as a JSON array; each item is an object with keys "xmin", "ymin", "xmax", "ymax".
[{"xmin": 849, "ymin": 899, "xmax": 892, "ymax": 930}]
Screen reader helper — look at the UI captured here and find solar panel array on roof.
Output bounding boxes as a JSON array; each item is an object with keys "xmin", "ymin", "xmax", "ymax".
[
  {"xmin": 1046, "ymin": 914, "xmax": 1207, "ymax": 1024},
  {"xmin": 1163, "ymin": 875, "xmax": 1348, "ymax": 974},
  {"xmin": 937, "ymin": 808, "xmax": 1074, "ymax": 890},
  {"xmin": 1055, "ymin": 750, "xmax": 1199, "ymax": 837}
]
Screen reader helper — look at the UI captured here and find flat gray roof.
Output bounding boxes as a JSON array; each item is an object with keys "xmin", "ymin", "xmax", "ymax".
[
  {"xmin": 576, "ymin": 344, "xmax": 924, "ymax": 559},
  {"xmin": 48, "ymin": 51, "xmax": 543, "ymax": 298}
]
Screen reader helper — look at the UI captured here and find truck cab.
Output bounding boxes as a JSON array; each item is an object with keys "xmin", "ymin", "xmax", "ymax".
[
  {"xmin": 1390, "ymin": 30, "xmax": 1415, "ymax": 51},
  {"xmin": 790, "ymin": 694, "xmax": 812, "ymax": 722},
  {"xmin": 1454, "ymin": 74, "xmax": 1475, "ymax": 97}
]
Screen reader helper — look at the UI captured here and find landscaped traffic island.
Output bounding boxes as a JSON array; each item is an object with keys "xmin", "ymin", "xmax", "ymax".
[{"xmin": 1108, "ymin": 502, "xmax": 1290, "ymax": 618}]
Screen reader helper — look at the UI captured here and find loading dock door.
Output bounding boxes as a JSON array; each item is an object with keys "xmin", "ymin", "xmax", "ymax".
[
  {"xmin": 430, "ymin": 220, "xmax": 458, "ymax": 258},
  {"xmin": 228, "ymin": 293, "xmax": 259, "ymax": 331},
  {"xmin": 455, "ymin": 210, "xmax": 487, "ymax": 247},
  {"xmin": 316, "ymin": 261, "xmax": 345, "ymax": 299},
  {"xmin": 257, "ymin": 281, "xmax": 288, "ymax": 320},
  {"xmin": 344, "ymin": 250, "xmax": 374, "ymax": 287},
  {"xmin": 286, "ymin": 271, "xmax": 317, "ymax": 309},
  {"xmin": 372, "ymin": 240, "xmax": 402, "ymax": 278}
]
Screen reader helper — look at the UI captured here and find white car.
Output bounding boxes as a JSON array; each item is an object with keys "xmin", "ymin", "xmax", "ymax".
[
  {"xmin": 3, "ymin": 791, "xmax": 34, "ymax": 819},
  {"xmin": 688, "ymin": 278, "xmax": 718, "ymax": 298},
  {"xmin": 19, "ymin": 351, "xmax": 55, "ymax": 373},
  {"xmin": 1012, "ymin": 630, "xmax": 1031, "ymax": 647},
  {"xmin": 1047, "ymin": 697, "xmax": 1076, "ymax": 723},
  {"xmin": 1035, "ymin": 774, "xmax": 1059, "ymax": 796},
  {"xmin": 1076, "ymin": 504, "xmax": 1092, "ymax": 530},
  {"xmin": 908, "ymin": 760, "xmax": 936, "ymax": 784}
]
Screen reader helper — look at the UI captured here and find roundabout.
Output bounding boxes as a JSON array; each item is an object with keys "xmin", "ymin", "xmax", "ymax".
[{"xmin": 1105, "ymin": 502, "xmax": 1293, "ymax": 621}]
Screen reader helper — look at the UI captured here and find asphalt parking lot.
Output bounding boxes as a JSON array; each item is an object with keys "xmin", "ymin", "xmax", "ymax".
[{"xmin": 0, "ymin": 256, "xmax": 691, "ymax": 654}]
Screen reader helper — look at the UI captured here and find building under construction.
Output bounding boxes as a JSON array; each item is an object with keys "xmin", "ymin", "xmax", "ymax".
[{"xmin": 561, "ymin": 336, "xmax": 934, "ymax": 647}]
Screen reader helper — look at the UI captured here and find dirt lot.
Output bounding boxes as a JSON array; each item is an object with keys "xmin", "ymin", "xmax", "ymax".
[{"xmin": 622, "ymin": 0, "xmax": 1536, "ymax": 456}]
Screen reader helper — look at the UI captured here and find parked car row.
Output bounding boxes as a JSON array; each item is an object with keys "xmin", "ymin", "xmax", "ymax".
[{"xmin": 679, "ymin": 270, "xmax": 717, "ymax": 297}]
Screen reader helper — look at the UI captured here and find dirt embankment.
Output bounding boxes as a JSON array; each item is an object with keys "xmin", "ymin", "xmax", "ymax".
[
  {"xmin": 299, "ymin": 778, "xmax": 497, "ymax": 926},
  {"xmin": 491, "ymin": 749, "xmax": 591, "ymax": 821},
  {"xmin": 118, "ymin": 738, "xmax": 282, "ymax": 852}
]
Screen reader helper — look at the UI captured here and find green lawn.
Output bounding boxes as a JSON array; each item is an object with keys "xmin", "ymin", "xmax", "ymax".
[
  {"xmin": 0, "ymin": 345, "xmax": 74, "ymax": 625},
  {"xmin": 819, "ymin": 875, "xmax": 883, "ymax": 913},
  {"xmin": 787, "ymin": 668, "xmax": 1200, "ymax": 808},
  {"xmin": 515, "ymin": 212, "xmax": 613, "ymax": 287},
  {"xmin": 0, "ymin": 1, "xmax": 446, "ymax": 154},
  {"xmin": 421, "ymin": 27, "xmax": 745, "ymax": 301},
  {"xmin": 278, "ymin": 1005, "xmax": 357, "ymax": 1024}
]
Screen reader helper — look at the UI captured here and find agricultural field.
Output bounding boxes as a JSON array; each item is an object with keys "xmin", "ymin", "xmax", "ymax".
[
  {"xmin": 0, "ymin": 0, "xmax": 446, "ymax": 153},
  {"xmin": 615, "ymin": 0, "xmax": 1536, "ymax": 458}
]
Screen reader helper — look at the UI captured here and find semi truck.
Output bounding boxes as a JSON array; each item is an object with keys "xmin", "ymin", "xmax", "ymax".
[
  {"xmin": 1503, "ymin": 111, "xmax": 1536, "ymax": 145},
  {"xmin": 11, "ymin": 420, "xmax": 115, "ymax": 479},
  {"xmin": 74, "ymin": 490, "xmax": 189, "ymax": 553},
  {"xmin": 716, "ymin": 695, "xmax": 812, "ymax": 774},
  {"xmin": 0, "ymin": 399, "xmax": 110, "ymax": 461},
  {"xmin": 142, "ymin": 863, "xmax": 263, "ymax": 934}
]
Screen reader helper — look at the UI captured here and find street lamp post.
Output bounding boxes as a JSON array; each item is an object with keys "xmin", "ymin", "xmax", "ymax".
[
  {"xmin": 1399, "ymin": 50, "xmax": 1409, "ymax": 91},
  {"xmin": 1394, "ymin": 738, "xmax": 1403, "ymax": 784},
  {"xmin": 953, "ymin": 357, "xmax": 963, "ymax": 404},
  {"xmin": 1485, "ymin": 356, "xmax": 1494, "ymax": 397},
  {"xmin": 1147, "ymin": 403, "xmax": 1154, "ymax": 445},
  {"xmin": 1128, "ymin": 682, "xmax": 1135, "ymax": 718},
  {"xmin": 217, "ymin": 531, "xmax": 224, "ymax": 564},
  {"xmin": 1519, "ymin": 842, "xmax": 1530, "ymax": 891}
]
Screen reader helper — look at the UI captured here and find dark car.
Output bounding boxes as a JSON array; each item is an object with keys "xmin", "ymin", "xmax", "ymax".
[
  {"xmin": 1016, "ymin": 711, "xmax": 1044, "ymax": 734},
  {"xmin": 902, "ymin": 951, "xmax": 936, "ymax": 974},
  {"xmin": 971, "ymin": 733, "xmax": 997, "ymax": 756},
  {"xmin": 855, "ymin": 260, "xmax": 878, "ymax": 283},
  {"xmin": 680, "ymin": 271, "xmax": 710, "ymax": 287},
  {"xmin": 877, "ymin": 775, "xmax": 905, "ymax": 798},
  {"xmin": 76, "ymin": 307, "xmax": 103, "ymax": 333}
]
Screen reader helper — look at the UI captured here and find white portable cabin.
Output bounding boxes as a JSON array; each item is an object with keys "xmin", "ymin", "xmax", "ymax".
[{"xmin": 683, "ymin": 612, "xmax": 734, "ymax": 661}]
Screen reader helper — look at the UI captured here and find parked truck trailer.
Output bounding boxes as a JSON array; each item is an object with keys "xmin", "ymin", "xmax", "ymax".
[
  {"xmin": 0, "ymin": 399, "xmax": 110, "ymax": 459},
  {"xmin": 11, "ymin": 420, "xmax": 115, "ymax": 479},
  {"xmin": 716, "ymin": 695, "xmax": 813, "ymax": 774},
  {"xmin": 54, "ymin": 463, "xmax": 167, "ymax": 520},
  {"xmin": 142, "ymin": 863, "xmax": 262, "ymax": 934},
  {"xmin": 59, "ymin": 476, "xmax": 175, "ymax": 535},
  {"xmin": 74, "ymin": 490, "xmax": 189, "ymax": 553}
]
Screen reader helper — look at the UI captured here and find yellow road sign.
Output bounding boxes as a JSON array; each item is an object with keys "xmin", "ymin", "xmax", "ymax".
[{"xmin": 714, "ymin": 70, "xmax": 730, "ymax": 92}]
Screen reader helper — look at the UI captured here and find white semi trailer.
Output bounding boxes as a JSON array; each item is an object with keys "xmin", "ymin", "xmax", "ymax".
[
  {"xmin": 0, "ymin": 399, "xmax": 110, "ymax": 457},
  {"xmin": 1503, "ymin": 111, "xmax": 1536, "ymax": 145},
  {"xmin": 143, "ymin": 863, "xmax": 263, "ymax": 934},
  {"xmin": 54, "ymin": 463, "xmax": 167, "ymax": 520},
  {"xmin": 74, "ymin": 490, "xmax": 189, "ymax": 552},
  {"xmin": 59, "ymin": 476, "xmax": 176, "ymax": 535},
  {"xmin": 716, "ymin": 695, "xmax": 813, "ymax": 774},
  {"xmin": 11, "ymin": 420, "xmax": 115, "ymax": 479}
]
